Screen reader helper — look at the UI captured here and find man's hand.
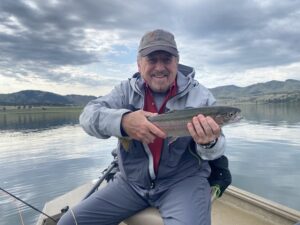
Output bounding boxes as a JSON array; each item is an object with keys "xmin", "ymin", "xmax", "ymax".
[
  {"xmin": 187, "ymin": 114, "xmax": 221, "ymax": 145},
  {"xmin": 121, "ymin": 110, "xmax": 166, "ymax": 144}
]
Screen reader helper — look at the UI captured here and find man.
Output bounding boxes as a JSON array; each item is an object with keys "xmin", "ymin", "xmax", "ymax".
[{"xmin": 58, "ymin": 29, "xmax": 226, "ymax": 225}]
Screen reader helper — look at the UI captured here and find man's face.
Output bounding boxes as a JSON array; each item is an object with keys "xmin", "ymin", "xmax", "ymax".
[{"xmin": 138, "ymin": 51, "xmax": 178, "ymax": 93}]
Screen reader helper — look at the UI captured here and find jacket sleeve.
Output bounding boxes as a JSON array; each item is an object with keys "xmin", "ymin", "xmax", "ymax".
[
  {"xmin": 196, "ymin": 134, "xmax": 226, "ymax": 160},
  {"xmin": 79, "ymin": 81, "xmax": 131, "ymax": 139},
  {"xmin": 193, "ymin": 83, "xmax": 226, "ymax": 160}
]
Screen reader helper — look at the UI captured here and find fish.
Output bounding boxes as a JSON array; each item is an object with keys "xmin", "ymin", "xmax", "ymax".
[
  {"xmin": 147, "ymin": 106, "xmax": 242, "ymax": 137},
  {"xmin": 120, "ymin": 106, "xmax": 242, "ymax": 151}
]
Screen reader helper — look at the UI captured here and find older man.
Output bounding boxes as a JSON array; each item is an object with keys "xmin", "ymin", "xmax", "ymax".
[{"xmin": 58, "ymin": 29, "xmax": 226, "ymax": 225}]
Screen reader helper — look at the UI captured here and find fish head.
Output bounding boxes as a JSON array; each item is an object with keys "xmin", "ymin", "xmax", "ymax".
[{"xmin": 214, "ymin": 107, "xmax": 242, "ymax": 126}]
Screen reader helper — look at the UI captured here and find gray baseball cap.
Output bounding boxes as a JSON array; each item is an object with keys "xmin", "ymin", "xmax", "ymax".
[{"xmin": 138, "ymin": 29, "xmax": 178, "ymax": 57}]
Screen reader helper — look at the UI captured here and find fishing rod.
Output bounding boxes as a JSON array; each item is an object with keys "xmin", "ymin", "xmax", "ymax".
[
  {"xmin": 1, "ymin": 153, "xmax": 119, "ymax": 223},
  {"xmin": 82, "ymin": 157, "xmax": 118, "ymax": 200},
  {"xmin": 0, "ymin": 187, "xmax": 58, "ymax": 223},
  {"xmin": 59, "ymin": 153, "xmax": 119, "ymax": 215}
]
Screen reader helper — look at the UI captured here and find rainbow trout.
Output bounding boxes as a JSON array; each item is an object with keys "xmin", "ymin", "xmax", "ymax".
[
  {"xmin": 120, "ymin": 106, "xmax": 241, "ymax": 150},
  {"xmin": 147, "ymin": 106, "xmax": 241, "ymax": 137}
]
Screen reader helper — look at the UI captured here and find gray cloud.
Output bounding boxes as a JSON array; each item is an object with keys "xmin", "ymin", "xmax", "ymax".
[
  {"xmin": 177, "ymin": 0, "xmax": 300, "ymax": 69},
  {"xmin": 0, "ymin": 0, "xmax": 299, "ymax": 89},
  {"xmin": 0, "ymin": 0, "xmax": 98, "ymax": 66}
]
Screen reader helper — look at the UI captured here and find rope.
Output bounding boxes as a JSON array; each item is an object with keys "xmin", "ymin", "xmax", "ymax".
[
  {"xmin": 70, "ymin": 208, "xmax": 78, "ymax": 225},
  {"xmin": 14, "ymin": 199, "xmax": 25, "ymax": 225},
  {"xmin": 2, "ymin": 192, "xmax": 25, "ymax": 225},
  {"xmin": 0, "ymin": 187, "xmax": 57, "ymax": 223}
]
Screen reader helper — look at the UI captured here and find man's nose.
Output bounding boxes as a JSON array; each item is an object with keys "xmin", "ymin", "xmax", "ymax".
[{"xmin": 154, "ymin": 60, "xmax": 165, "ymax": 71}]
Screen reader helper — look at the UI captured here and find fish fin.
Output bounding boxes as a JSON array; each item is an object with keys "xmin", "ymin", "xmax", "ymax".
[
  {"xmin": 119, "ymin": 138, "xmax": 131, "ymax": 152},
  {"xmin": 168, "ymin": 137, "xmax": 178, "ymax": 145},
  {"xmin": 164, "ymin": 109, "xmax": 176, "ymax": 114}
]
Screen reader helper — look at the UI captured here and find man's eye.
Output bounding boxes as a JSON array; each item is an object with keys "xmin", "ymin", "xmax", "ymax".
[
  {"xmin": 148, "ymin": 59, "xmax": 156, "ymax": 64},
  {"xmin": 163, "ymin": 58, "xmax": 172, "ymax": 64}
]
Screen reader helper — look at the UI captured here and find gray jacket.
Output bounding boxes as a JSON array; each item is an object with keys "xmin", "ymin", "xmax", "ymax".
[{"xmin": 79, "ymin": 64, "xmax": 226, "ymax": 190}]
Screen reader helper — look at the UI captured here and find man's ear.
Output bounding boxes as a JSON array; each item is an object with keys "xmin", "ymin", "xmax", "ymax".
[{"xmin": 137, "ymin": 58, "xmax": 141, "ymax": 72}]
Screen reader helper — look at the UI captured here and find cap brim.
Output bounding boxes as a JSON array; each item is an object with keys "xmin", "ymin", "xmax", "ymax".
[{"xmin": 139, "ymin": 45, "xmax": 178, "ymax": 57}]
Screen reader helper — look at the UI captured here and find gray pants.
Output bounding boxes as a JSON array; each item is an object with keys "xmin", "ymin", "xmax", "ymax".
[{"xmin": 57, "ymin": 174, "xmax": 211, "ymax": 225}]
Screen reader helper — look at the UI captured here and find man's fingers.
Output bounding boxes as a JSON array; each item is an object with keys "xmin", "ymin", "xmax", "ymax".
[
  {"xmin": 143, "ymin": 111, "xmax": 158, "ymax": 117},
  {"xmin": 206, "ymin": 116, "xmax": 221, "ymax": 136},
  {"xmin": 187, "ymin": 122, "xmax": 197, "ymax": 138},
  {"xmin": 141, "ymin": 131, "xmax": 156, "ymax": 144},
  {"xmin": 122, "ymin": 110, "xmax": 166, "ymax": 142},
  {"xmin": 192, "ymin": 116, "xmax": 206, "ymax": 137},
  {"xmin": 197, "ymin": 115, "xmax": 213, "ymax": 137},
  {"xmin": 188, "ymin": 114, "xmax": 221, "ymax": 145},
  {"xmin": 188, "ymin": 121, "xmax": 208, "ymax": 144},
  {"xmin": 148, "ymin": 122, "xmax": 167, "ymax": 139}
]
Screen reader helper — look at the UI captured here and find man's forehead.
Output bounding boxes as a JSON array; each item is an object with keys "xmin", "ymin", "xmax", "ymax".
[{"xmin": 146, "ymin": 51, "xmax": 173, "ymax": 59}]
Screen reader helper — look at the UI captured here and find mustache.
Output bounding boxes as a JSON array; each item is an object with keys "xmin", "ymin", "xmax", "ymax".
[{"xmin": 152, "ymin": 70, "xmax": 169, "ymax": 77}]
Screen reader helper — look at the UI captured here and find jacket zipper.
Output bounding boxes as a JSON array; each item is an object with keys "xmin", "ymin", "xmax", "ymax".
[
  {"xmin": 131, "ymin": 74, "xmax": 194, "ymax": 186},
  {"xmin": 133, "ymin": 79, "xmax": 156, "ymax": 184}
]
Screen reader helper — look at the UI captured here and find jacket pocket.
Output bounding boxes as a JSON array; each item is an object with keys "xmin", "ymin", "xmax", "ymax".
[{"xmin": 166, "ymin": 137, "xmax": 191, "ymax": 167}]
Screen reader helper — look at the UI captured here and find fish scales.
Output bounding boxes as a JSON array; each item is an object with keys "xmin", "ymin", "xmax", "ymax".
[
  {"xmin": 148, "ymin": 106, "xmax": 241, "ymax": 137},
  {"xmin": 119, "ymin": 106, "xmax": 241, "ymax": 151},
  {"xmin": 151, "ymin": 119, "xmax": 191, "ymax": 137}
]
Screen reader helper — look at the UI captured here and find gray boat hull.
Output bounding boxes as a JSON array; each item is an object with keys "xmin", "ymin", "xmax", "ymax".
[{"xmin": 36, "ymin": 181, "xmax": 300, "ymax": 225}]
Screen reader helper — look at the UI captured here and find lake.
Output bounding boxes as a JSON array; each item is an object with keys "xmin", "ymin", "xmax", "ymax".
[{"xmin": 0, "ymin": 103, "xmax": 300, "ymax": 225}]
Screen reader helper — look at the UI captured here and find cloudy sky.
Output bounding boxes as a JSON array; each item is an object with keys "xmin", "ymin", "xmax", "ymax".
[{"xmin": 1, "ymin": 0, "xmax": 300, "ymax": 96}]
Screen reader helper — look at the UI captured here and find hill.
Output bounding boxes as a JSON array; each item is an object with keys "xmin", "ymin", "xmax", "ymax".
[
  {"xmin": 0, "ymin": 79, "xmax": 299, "ymax": 106},
  {"xmin": 0, "ymin": 90, "xmax": 96, "ymax": 106},
  {"xmin": 65, "ymin": 94, "xmax": 97, "ymax": 106},
  {"xmin": 209, "ymin": 79, "xmax": 300, "ymax": 104}
]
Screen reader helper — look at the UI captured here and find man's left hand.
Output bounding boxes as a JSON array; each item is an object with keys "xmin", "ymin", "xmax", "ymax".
[{"xmin": 187, "ymin": 114, "xmax": 221, "ymax": 145}]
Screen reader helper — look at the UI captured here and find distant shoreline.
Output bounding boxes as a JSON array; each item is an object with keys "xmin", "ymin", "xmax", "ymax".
[
  {"xmin": 1, "ymin": 101, "xmax": 300, "ymax": 115},
  {"xmin": 0, "ymin": 106, "xmax": 83, "ymax": 114},
  {"xmin": 217, "ymin": 99, "xmax": 300, "ymax": 106}
]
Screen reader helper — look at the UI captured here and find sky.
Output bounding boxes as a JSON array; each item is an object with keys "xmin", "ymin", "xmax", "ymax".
[{"xmin": 0, "ymin": 0, "xmax": 300, "ymax": 96}]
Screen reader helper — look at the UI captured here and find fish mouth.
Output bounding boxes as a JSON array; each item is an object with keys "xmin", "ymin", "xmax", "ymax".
[{"xmin": 232, "ymin": 113, "xmax": 243, "ymax": 122}]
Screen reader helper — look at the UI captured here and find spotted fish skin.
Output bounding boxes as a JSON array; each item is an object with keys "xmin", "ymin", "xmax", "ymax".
[
  {"xmin": 147, "ymin": 106, "xmax": 242, "ymax": 137},
  {"xmin": 119, "ymin": 106, "xmax": 242, "ymax": 151}
]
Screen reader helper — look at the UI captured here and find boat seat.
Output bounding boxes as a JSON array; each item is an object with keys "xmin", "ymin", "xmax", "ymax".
[{"xmin": 123, "ymin": 207, "xmax": 163, "ymax": 225}]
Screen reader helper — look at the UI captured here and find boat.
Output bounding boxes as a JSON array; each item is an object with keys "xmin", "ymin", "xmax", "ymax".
[{"xmin": 36, "ymin": 180, "xmax": 300, "ymax": 225}]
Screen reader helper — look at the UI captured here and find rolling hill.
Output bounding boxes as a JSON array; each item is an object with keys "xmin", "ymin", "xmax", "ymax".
[
  {"xmin": 0, "ymin": 79, "xmax": 299, "ymax": 106},
  {"xmin": 0, "ymin": 90, "xmax": 96, "ymax": 106},
  {"xmin": 209, "ymin": 79, "xmax": 300, "ymax": 103}
]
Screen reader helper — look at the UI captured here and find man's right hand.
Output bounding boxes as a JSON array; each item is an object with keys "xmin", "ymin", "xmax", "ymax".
[{"xmin": 121, "ymin": 110, "xmax": 166, "ymax": 144}]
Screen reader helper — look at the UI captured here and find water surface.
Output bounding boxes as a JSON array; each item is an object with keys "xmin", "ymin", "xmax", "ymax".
[{"xmin": 0, "ymin": 104, "xmax": 299, "ymax": 225}]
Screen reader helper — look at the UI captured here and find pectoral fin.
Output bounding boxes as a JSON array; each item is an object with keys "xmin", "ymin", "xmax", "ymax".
[
  {"xmin": 168, "ymin": 137, "xmax": 178, "ymax": 145},
  {"xmin": 119, "ymin": 138, "xmax": 131, "ymax": 152}
]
